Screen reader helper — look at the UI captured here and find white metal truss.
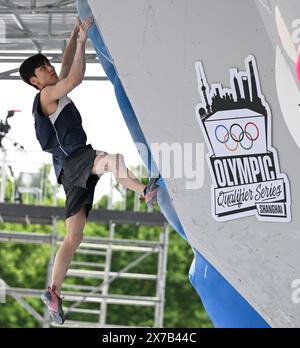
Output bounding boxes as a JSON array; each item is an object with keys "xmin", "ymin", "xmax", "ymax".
[
  {"xmin": 0, "ymin": 1, "xmax": 103, "ymax": 80},
  {"xmin": 0, "ymin": 214, "xmax": 169, "ymax": 328}
]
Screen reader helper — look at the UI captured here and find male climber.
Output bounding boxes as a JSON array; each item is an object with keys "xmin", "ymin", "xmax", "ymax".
[{"xmin": 19, "ymin": 16, "xmax": 159, "ymax": 325}]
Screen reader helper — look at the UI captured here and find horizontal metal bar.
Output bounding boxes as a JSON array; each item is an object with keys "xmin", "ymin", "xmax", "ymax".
[
  {"xmin": 0, "ymin": 0, "xmax": 75, "ymax": 10},
  {"xmin": 7, "ymin": 288, "xmax": 159, "ymax": 306},
  {"xmin": 104, "ymin": 324, "xmax": 147, "ymax": 329},
  {"xmin": 4, "ymin": 34, "xmax": 72, "ymax": 40},
  {"xmin": 0, "ymin": 75, "xmax": 107, "ymax": 81},
  {"xmin": 64, "ymin": 295, "xmax": 159, "ymax": 306},
  {"xmin": 51, "ymin": 320, "xmax": 101, "ymax": 328},
  {"xmin": 0, "ymin": 52, "xmax": 96, "ymax": 57},
  {"xmin": 70, "ymin": 261, "xmax": 105, "ymax": 268},
  {"xmin": 79, "ymin": 238, "xmax": 162, "ymax": 248},
  {"xmin": 75, "ymin": 249, "xmax": 107, "ymax": 256},
  {"xmin": 66, "ymin": 269, "xmax": 157, "ymax": 280},
  {"xmin": 75, "ymin": 246, "xmax": 158, "ymax": 254},
  {"xmin": 62, "ymin": 308, "xmax": 100, "ymax": 315},
  {"xmin": 0, "ymin": 232, "xmax": 162, "ymax": 256},
  {"xmin": 51, "ymin": 321, "xmax": 147, "ymax": 328},
  {"xmin": 0, "ymin": 9, "xmax": 77, "ymax": 14},
  {"xmin": 0, "ymin": 231, "xmax": 53, "ymax": 244},
  {"xmin": 0, "ymin": 231, "xmax": 157, "ymax": 246},
  {"xmin": 62, "ymin": 284, "xmax": 103, "ymax": 291},
  {"xmin": 0, "ymin": 231, "xmax": 163, "ymax": 247},
  {"xmin": 0, "ymin": 53, "xmax": 97, "ymax": 60},
  {"xmin": 0, "ymin": 203, "xmax": 166, "ymax": 226},
  {"xmin": 91, "ymin": 245, "xmax": 159, "ymax": 253},
  {"xmin": 0, "ymin": 58, "xmax": 99, "ymax": 64},
  {"xmin": 0, "ymin": 57, "xmax": 99, "ymax": 64}
]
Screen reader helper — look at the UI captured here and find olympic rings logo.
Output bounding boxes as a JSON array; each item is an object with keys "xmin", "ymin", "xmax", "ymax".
[{"xmin": 215, "ymin": 122, "xmax": 260, "ymax": 151}]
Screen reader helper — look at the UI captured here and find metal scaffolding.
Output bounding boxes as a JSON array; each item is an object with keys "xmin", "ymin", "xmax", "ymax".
[
  {"xmin": 0, "ymin": 203, "xmax": 169, "ymax": 328},
  {"xmin": 0, "ymin": 0, "xmax": 104, "ymax": 80}
]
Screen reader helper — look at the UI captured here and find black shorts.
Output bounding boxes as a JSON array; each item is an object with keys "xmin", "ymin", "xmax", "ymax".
[{"xmin": 60, "ymin": 144, "xmax": 100, "ymax": 220}]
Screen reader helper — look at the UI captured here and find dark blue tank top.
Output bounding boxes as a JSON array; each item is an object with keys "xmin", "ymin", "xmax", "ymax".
[{"xmin": 32, "ymin": 93, "xmax": 87, "ymax": 184}]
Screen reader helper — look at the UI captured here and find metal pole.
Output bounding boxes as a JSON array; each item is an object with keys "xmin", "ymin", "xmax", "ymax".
[
  {"xmin": 42, "ymin": 216, "xmax": 58, "ymax": 328},
  {"xmin": 108, "ymin": 174, "xmax": 113, "ymax": 210},
  {"xmin": 0, "ymin": 148, "xmax": 7, "ymax": 203},
  {"xmin": 121, "ymin": 187, "xmax": 127, "ymax": 211},
  {"xmin": 133, "ymin": 165, "xmax": 142, "ymax": 212},
  {"xmin": 41, "ymin": 166, "xmax": 45, "ymax": 205},
  {"xmin": 53, "ymin": 184, "xmax": 58, "ymax": 207},
  {"xmin": 99, "ymin": 221, "xmax": 114, "ymax": 327},
  {"xmin": 154, "ymin": 224, "xmax": 169, "ymax": 328},
  {"xmin": 11, "ymin": 178, "xmax": 15, "ymax": 203}
]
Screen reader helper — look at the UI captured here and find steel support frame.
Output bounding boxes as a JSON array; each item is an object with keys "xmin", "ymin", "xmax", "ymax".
[
  {"xmin": 99, "ymin": 221, "xmax": 114, "ymax": 326},
  {"xmin": 0, "ymin": 1, "xmax": 82, "ymax": 53},
  {"xmin": 0, "ymin": 209, "xmax": 169, "ymax": 328},
  {"xmin": 0, "ymin": 53, "xmax": 106, "ymax": 80},
  {"xmin": 0, "ymin": 0, "xmax": 77, "ymax": 14},
  {"xmin": 154, "ymin": 224, "xmax": 169, "ymax": 327}
]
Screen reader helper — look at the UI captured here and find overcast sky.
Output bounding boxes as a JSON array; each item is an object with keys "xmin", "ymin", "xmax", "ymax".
[{"xmin": 0, "ymin": 62, "xmax": 143, "ymax": 200}]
